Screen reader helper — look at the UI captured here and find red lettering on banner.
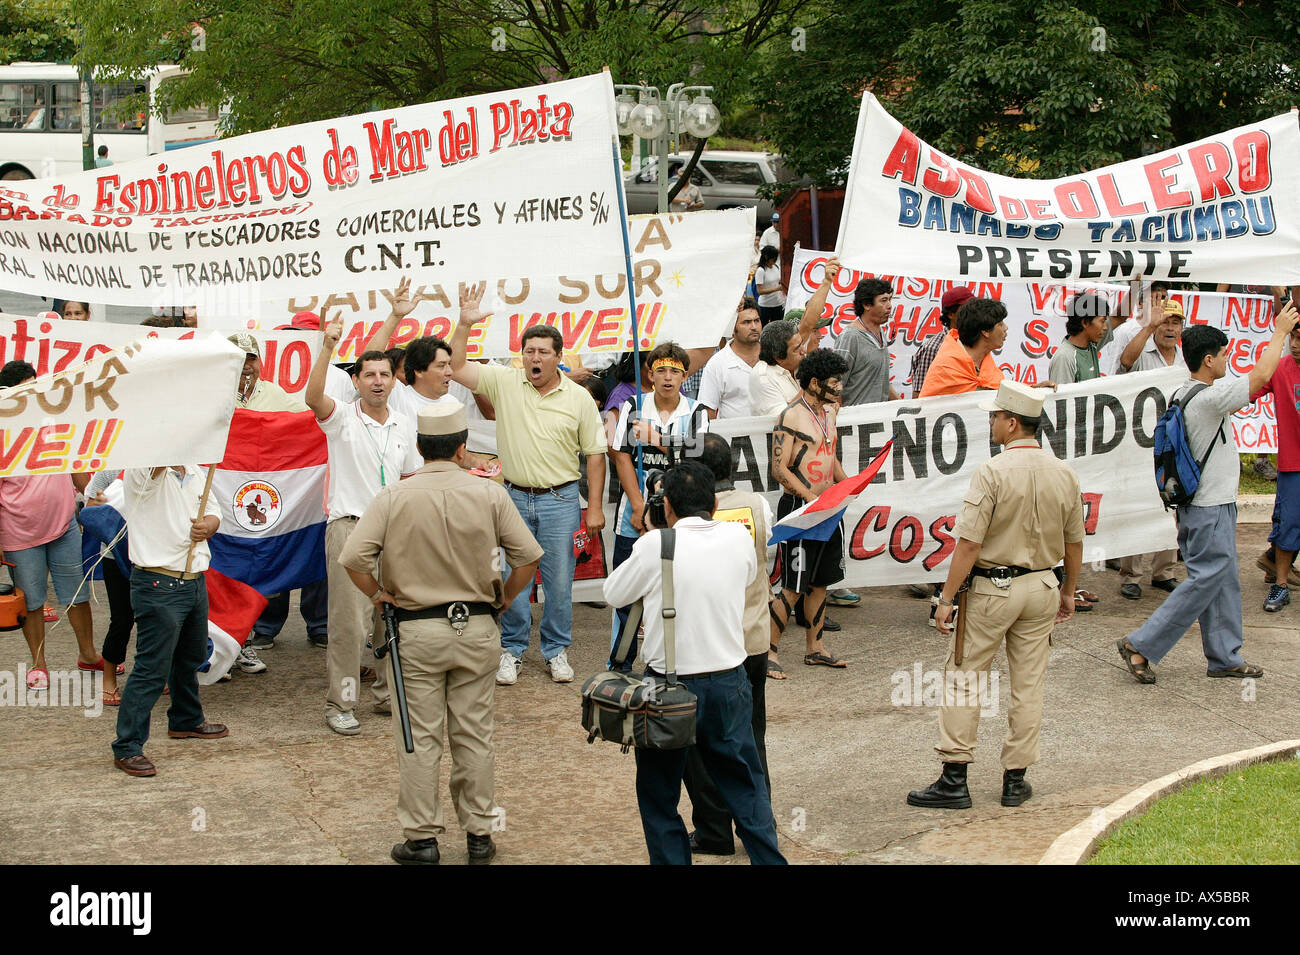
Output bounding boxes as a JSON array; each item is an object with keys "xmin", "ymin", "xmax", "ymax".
[
  {"xmin": 421, "ymin": 316, "xmax": 455, "ymax": 340},
  {"xmin": 1020, "ymin": 318, "xmax": 1051, "ymax": 359},
  {"xmin": 1081, "ymin": 492, "xmax": 1102, "ymax": 535},
  {"xmin": 1097, "ymin": 173, "xmax": 1148, "ymax": 215},
  {"xmin": 850, "ymin": 505, "xmax": 891, "ymax": 559},
  {"xmin": 589, "ymin": 308, "xmax": 622, "ymax": 349},
  {"xmin": 51, "ymin": 340, "xmax": 80, "ymax": 374},
  {"xmin": 1143, "ymin": 155, "xmax": 1192, "ymax": 210},
  {"xmin": 507, "ymin": 313, "xmax": 546, "ymax": 351},
  {"xmin": 1054, "ymin": 180, "xmax": 1100, "ymax": 218},
  {"xmin": 889, "ymin": 516, "xmax": 924, "ymax": 562},
  {"xmin": 365, "ymin": 118, "xmax": 434, "ymax": 182},
  {"xmin": 1227, "ymin": 337, "xmax": 1268, "ymax": 375},
  {"xmin": 880, "ymin": 130, "xmax": 921, "ymax": 184},
  {"xmin": 1225, "ymin": 296, "xmax": 1271, "ymax": 332},
  {"xmin": 998, "ymin": 196, "xmax": 1027, "ymax": 221},
  {"xmin": 26, "ymin": 424, "xmax": 72, "ymax": 473},
  {"xmin": 0, "ymin": 427, "xmax": 35, "ymax": 475},
  {"xmin": 1187, "ymin": 142, "xmax": 1234, "ymax": 201},
  {"xmin": 921, "ymin": 150, "xmax": 960, "ymax": 198},
  {"xmin": 1234, "ymin": 130, "xmax": 1271, "ymax": 192},
  {"xmin": 925, "ymin": 516, "xmax": 956, "ymax": 570},
  {"xmin": 956, "ymin": 169, "xmax": 995, "ymax": 214},
  {"xmin": 278, "ymin": 340, "xmax": 311, "ymax": 393},
  {"xmin": 560, "ymin": 310, "xmax": 595, "ymax": 350}
]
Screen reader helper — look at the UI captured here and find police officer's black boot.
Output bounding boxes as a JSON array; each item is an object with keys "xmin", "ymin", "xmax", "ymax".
[
  {"xmin": 1001, "ymin": 768, "xmax": 1032, "ymax": 807},
  {"xmin": 467, "ymin": 833, "xmax": 497, "ymax": 865},
  {"xmin": 906, "ymin": 762, "xmax": 972, "ymax": 809},
  {"xmin": 391, "ymin": 837, "xmax": 440, "ymax": 865}
]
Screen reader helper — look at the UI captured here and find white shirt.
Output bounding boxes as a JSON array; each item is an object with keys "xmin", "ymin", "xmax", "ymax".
[
  {"xmin": 603, "ymin": 517, "xmax": 754, "ymax": 675},
  {"xmin": 317, "ymin": 399, "xmax": 422, "ymax": 521},
  {"xmin": 121, "ymin": 466, "xmax": 221, "ymax": 572},
  {"xmin": 749, "ymin": 361, "xmax": 799, "ymax": 416},
  {"xmin": 755, "ymin": 265, "xmax": 785, "ymax": 308},
  {"xmin": 760, "ymin": 226, "xmax": 780, "ymax": 253},
  {"xmin": 698, "ymin": 345, "xmax": 757, "ymax": 419},
  {"xmin": 1100, "ymin": 319, "xmax": 1141, "ymax": 375},
  {"xmin": 388, "ymin": 381, "xmax": 465, "ymax": 444},
  {"xmin": 609, "ymin": 393, "xmax": 709, "ymax": 537}
]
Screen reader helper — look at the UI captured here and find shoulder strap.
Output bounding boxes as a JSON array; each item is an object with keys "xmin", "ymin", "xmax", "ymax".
[
  {"xmin": 611, "ymin": 600, "xmax": 644, "ymax": 670},
  {"xmin": 659, "ymin": 528, "xmax": 678, "ymax": 685},
  {"xmin": 1177, "ymin": 382, "xmax": 1227, "ymax": 473}
]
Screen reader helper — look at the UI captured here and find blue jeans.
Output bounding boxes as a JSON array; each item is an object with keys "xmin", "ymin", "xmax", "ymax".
[
  {"xmin": 634, "ymin": 665, "xmax": 785, "ymax": 865},
  {"xmin": 112, "ymin": 571, "xmax": 210, "ymax": 759},
  {"xmin": 609, "ymin": 534, "xmax": 637, "ymax": 669},
  {"xmin": 500, "ymin": 483, "xmax": 580, "ymax": 661},
  {"xmin": 254, "ymin": 577, "xmax": 328, "ymax": 639}
]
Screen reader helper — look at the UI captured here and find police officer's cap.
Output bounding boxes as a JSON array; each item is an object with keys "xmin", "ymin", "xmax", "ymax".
[
  {"xmin": 228, "ymin": 332, "xmax": 260, "ymax": 357},
  {"xmin": 978, "ymin": 379, "xmax": 1044, "ymax": 418},
  {"xmin": 418, "ymin": 400, "xmax": 468, "ymax": 436}
]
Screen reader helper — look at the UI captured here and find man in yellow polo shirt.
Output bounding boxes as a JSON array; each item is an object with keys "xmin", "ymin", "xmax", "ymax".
[{"xmin": 450, "ymin": 284, "xmax": 608, "ymax": 686}]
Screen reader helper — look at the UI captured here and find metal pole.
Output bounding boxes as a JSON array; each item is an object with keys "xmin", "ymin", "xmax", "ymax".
[
  {"xmin": 610, "ymin": 138, "xmax": 645, "ymax": 486},
  {"xmin": 79, "ymin": 69, "xmax": 95, "ymax": 171}
]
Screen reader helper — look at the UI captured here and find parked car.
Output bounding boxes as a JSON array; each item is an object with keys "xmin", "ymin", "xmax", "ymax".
[{"xmin": 622, "ymin": 150, "xmax": 796, "ymax": 222}]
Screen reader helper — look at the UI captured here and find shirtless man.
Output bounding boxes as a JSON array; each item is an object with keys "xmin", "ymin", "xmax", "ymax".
[{"xmin": 767, "ymin": 349, "xmax": 851, "ymax": 679}]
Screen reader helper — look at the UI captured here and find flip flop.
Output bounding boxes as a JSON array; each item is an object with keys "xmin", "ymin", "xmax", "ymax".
[
  {"xmin": 26, "ymin": 667, "xmax": 49, "ymax": 690},
  {"xmin": 766, "ymin": 657, "xmax": 787, "ymax": 680},
  {"xmin": 804, "ymin": 651, "xmax": 847, "ymax": 668},
  {"xmin": 78, "ymin": 657, "xmax": 126, "ymax": 675},
  {"xmin": 1073, "ymin": 597, "xmax": 1093, "ymax": 612},
  {"xmin": 1075, "ymin": 589, "xmax": 1100, "ymax": 603},
  {"xmin": 102, "ymin": 689, "xmax": 122, "ymax": 707}
]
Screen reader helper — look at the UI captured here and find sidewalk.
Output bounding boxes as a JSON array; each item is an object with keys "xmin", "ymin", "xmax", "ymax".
[{"xmin": 2, "ymin": 523, "xmax": 1294, "ymax": 865}]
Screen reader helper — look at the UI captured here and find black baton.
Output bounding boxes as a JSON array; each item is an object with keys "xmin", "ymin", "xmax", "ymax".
[{"xmin": 376, "ymin": 603, "xmax": 414, "ymax": 754}]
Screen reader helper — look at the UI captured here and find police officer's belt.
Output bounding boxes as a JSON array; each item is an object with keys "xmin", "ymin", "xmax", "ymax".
[
  {"xmin": 505, "ymin": 480, "xmax": 576, "ymax": 495},
  {"xmin": 970, "ymin": 565, "xmax": 1052, "ymax": 582},
  {"xmin": 394, "ymin": 602, "xmax": 497, "ymax": 622}
]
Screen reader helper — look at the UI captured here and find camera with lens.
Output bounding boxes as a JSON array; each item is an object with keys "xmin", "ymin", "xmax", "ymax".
[{"xmin": 642, "ymin": 468, "xmax": 667, "ymax": 529}]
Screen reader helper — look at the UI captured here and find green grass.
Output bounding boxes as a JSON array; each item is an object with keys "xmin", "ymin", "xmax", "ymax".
[
  {"xmin": 1239, "ymin": 453, "xmax": 1278, "ymax": 497},
  {"xmin": 1089, "ymin": 759, "xmax": 1300, "ymax": 865}
]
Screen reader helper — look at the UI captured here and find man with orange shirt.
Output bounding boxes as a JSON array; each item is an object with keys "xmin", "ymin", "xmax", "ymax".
[{"xmin": 918, "ymin": 298, "xmax": 1008, "ymax": 397}]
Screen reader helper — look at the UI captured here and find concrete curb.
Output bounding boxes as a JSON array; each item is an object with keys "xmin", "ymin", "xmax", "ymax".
[
  {"xmin": 1238, "ymin": 494, "xmax": 1274, "ymax": 525},
  {"xmin": 1037, "ymin": 739, "xmax": 1300, "ymax": 865}
]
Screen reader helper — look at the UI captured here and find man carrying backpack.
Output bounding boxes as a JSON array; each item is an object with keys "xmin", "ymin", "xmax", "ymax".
[{"xmin": 1118, "ymin": 301, "xmax": 1299, "ymax": 684}]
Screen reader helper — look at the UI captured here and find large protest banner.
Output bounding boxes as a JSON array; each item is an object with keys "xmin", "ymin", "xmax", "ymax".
[
  {"xmin": 0, "ymin": 74, "xmax": 626, "ymax": 312},
  {"xmin": 247, "ymin": 209, "xmax": 755, "ymax": 360},
  {"xmin": 0, "ymin": 335, "xmax": 242, "ymax": 476},
  {"xmin": 837, "ymin": 94, "xmax": 1300, "ymax": 284},
  {"xmin": 785, "ymin": 249, "xmax": 1282, "ymax": 451}
]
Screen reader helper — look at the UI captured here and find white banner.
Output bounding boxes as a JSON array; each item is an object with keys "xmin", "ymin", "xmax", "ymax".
[
  {"xmin": 786, "ymin": 248, "xmax": 1282, "ymax": 451},
  {"xmin": 245, "ymin": 209, "xmax": 755, "ymax": 360},
  {"xmin": 837, "ymin": 94, "xmax": 1300, "ymax": 284},
  {"xmin": 0, "ymin": 74, "xmax": 626, "ymax": 310},
  {"xmin": 0, "ymin": 335, "xmax": 242, "ymax": 476}
]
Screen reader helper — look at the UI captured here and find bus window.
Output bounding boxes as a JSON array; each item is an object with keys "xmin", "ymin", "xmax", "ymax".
[
  {"xmin": 52, "ymin": 82, "xmax": 80, "ymax": 131},
  {"xmin": 94, "ymin": 82, "xmax": 147, "ymax": 132},
  {"xmin": 156, "ymin": 75, "xmax": 217, "ymax": 124},
  {"xmin": 0, "ymin": 83, "xmax": 47, "ymax": 131}
]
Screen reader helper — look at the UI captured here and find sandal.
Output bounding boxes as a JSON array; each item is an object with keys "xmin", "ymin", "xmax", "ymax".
[
  {"xmin": 1207, "ymin": 663, "xmax": 1264, "ymax": 679},
  {"xmin": 1075, "ymin": 589, "xmax": 1099, "ymax": 603},
  {"xmin": 1116, "ymin": 638, "xmax": 1156, "ymax": 684},
  {"xmin": 26, "ymin": 667, "xmax": 49, "ymax": 690},
  {"xmin": 767, "ymin": 646, "xmax": 787, "ymax": 680},
  {"xmin": 1073, "ymin": 597, "xmax": 1093, "ymax": 612},
  {"xmin": 102, "ymin": 688, "xmax": 122, "ymax": 707},
  {"xmin": 804, "ymin": 651, "xmax": 847, "ymax": 668},
  {"xmin": 78, "ymin": 657, "xmax": 126, "ymax": 675}
]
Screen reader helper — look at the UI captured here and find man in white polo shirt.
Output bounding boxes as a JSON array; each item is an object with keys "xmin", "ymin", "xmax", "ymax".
[
  {"xmin": 699, "ymin": 299, "xmax": 762, "ymax": 420},
  {"xmin": 306, "ymin": 311, "xmax": 422, "ymax": 736},
  {"xmin": 603, "ymin": 462, "xmax": 785, "ymax": 865}
]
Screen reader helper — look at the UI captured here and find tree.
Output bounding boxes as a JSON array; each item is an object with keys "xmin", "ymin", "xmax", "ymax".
[
  {"xmin": 75, "ymin": 0, "xmax": 811, "ymax": 136},
  {"xmin": 759, "ymin": 0, "xmax": 1300, "ymax": 184},
  {"xmin": 0, "ymin": 0, "xmax": 75, "ymax": 64}
]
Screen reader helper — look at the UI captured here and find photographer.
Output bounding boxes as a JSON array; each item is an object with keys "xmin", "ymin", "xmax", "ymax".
[{"xmin": 603, "ymin": 462, "xmax": 785, "ymax": 865}]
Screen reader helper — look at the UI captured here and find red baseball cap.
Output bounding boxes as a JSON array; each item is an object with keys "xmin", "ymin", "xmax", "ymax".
[
  {"xmin": 276, "ymin": 311, "xmax": 321, "ymax": 331},
  {"xmin": 940, "ymin": 287, "xmax": 974, "ymax": 311}
]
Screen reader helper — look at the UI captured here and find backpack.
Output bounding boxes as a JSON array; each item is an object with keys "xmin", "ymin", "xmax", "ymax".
[{"xmin": 1153, "ymin": 383, "xmax": 1226, "ymax": 509}]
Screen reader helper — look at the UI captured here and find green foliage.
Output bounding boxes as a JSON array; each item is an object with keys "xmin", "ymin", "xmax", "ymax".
[
  {"xmin": 0, "ymin": 0, "xmax": 75, "ymax": 63},
  {"xmin": 760, "ymin": 0, "xmax": 1300, "ymax": 184}
]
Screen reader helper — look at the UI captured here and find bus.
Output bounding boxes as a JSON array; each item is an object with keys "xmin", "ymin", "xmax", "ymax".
[{"xmin": 0, "ymin": 63, "xmax": 219, "ymax": 180}]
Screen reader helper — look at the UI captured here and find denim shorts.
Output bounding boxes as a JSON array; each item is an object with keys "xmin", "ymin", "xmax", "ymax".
[{"xmin": 7, "ymin": 518, "xmax": 90, "ymax": 610}]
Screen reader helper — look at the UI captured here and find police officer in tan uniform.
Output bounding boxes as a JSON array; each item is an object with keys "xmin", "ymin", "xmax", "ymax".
[
  {"xmin": 340, "ymin": 401, "xmax": 543, "ymax": 865},
  {"xmin": 907, "ymin": 380, "xmax": 1084, "ymax": 810}
]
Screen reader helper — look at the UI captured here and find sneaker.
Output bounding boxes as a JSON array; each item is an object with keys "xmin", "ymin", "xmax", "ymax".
[
  {"xmin": 1253, "ymin": 456, "xmax": 1279, "ymax": 481},
  {"xmin": 218, "ymin": 670, "xmax": 233, "ymax": 683},
  {"xmin": 246, "ymin": 633, "xmax": 275, "ymax": 650},
  {"xmin": 236, "ymin": 646, "xmax": 267, "ymax": 674},
  {"xmin": 307, "ymin": 632, "xmax": 328, "ymax": 648},
  {"xmin": 546, "ymin": 650, "xmax": 574, "ymax": 683},
  {"xmin": 326, "ymin": 711, "xmax": 361, "ymax": 736},
  {"xmin": 496, "ymin": 652, "xmax": 521, "ymax": 686},
  {"xmin": 827, "ymin": 588, "xmax": 861, "ymax": 607},
  {"xmin": 1264, "ymin": 585, "xmax": 1290, "ymax": 613}
]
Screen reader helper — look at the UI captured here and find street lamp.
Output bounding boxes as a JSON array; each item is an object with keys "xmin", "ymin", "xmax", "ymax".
[{"xmin": 615, "ymin": 82, "xmax": 721, "ymax": 213}]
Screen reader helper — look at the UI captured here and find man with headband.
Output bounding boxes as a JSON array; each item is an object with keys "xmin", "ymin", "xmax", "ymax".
[{"xmin": 607, "ymin": 342, "xmax": 709, "ymax": 664}]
